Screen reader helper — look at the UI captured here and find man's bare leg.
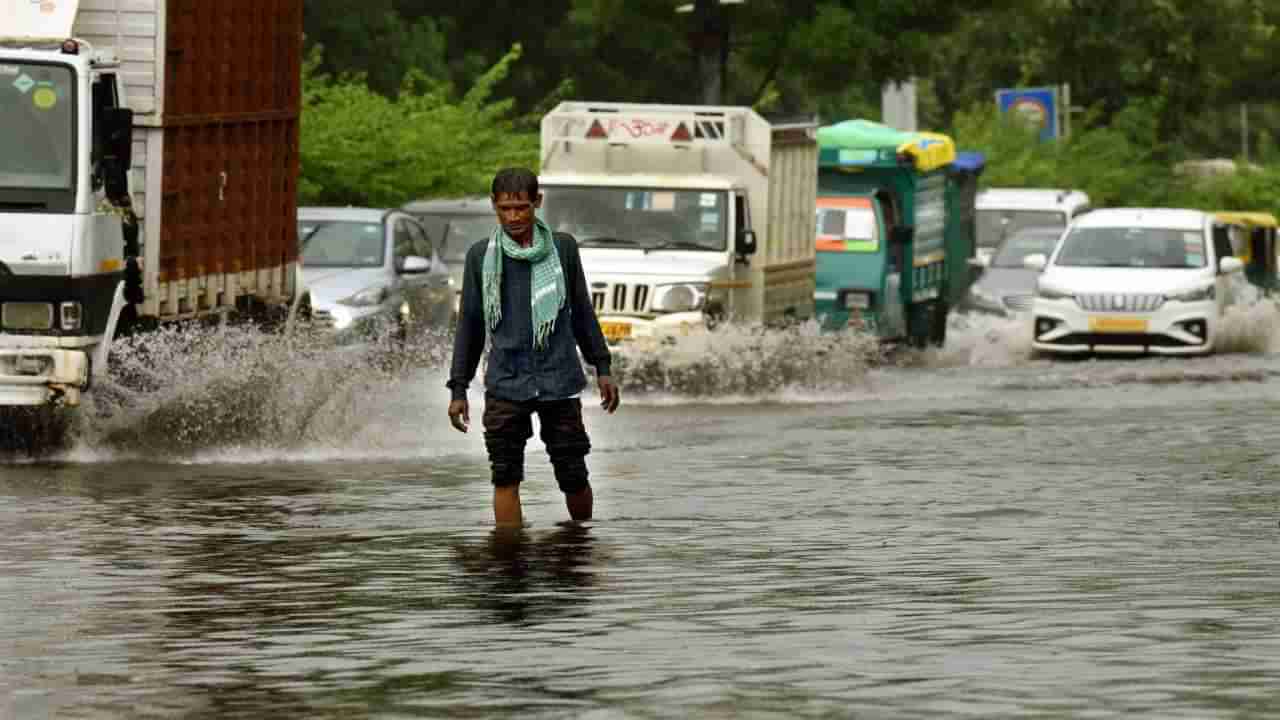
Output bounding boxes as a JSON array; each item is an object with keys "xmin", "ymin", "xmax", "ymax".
[
  {"xmin": 564, "ymin": 483, "xmax": 593, "ymax": 522},
  {"xmin": 494, "ymin": 485, "xmax": 523, "ymax": 528}
]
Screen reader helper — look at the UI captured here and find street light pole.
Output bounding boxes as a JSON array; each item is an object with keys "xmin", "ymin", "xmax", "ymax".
[
  {"xmin": 693, "ymin": 0, "xmax": 721, "ymax": 105},
  {"xmin": 677, "ymin": 0, "xmax": 743, "ymax": 105}
]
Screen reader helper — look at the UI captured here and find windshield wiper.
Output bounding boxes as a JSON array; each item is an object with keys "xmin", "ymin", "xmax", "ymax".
[
  {"xmin": 299, "ymin": 222, "xmax": 331, "ymax": 247},
  {"xmin": 579, "ymin": 236, "xmax": 638, "ymax": 247},
  {"xmin": 643, "ymin": 240, "xmax": 712, "ymax": 253}
]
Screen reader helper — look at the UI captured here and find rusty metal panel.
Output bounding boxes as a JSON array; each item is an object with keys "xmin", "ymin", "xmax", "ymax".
[
  {"xmin": 163, "ymin": 0, "xmax": 302, "ymax": 119},
  {"xmin": 158, "ymin": 117, "xmax": 298, "ymax": 284},
  {"xmin": 153, "ymin": 0, "xmax": 300, "ymax": 290}
]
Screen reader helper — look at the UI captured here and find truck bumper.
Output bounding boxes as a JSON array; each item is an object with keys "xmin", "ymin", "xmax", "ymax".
[
  {"xmin": 598, "ymin": 312, "xmax": 705, "ymax": 345},
  {"xmin": 0, "ymin": 349, "xmax": 90, "ymax": 406}
]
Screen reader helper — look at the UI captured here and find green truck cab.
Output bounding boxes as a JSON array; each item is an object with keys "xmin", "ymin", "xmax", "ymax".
[{"xmin": 813, "ymin": 120, "xmax": 985, "ymax": 347}]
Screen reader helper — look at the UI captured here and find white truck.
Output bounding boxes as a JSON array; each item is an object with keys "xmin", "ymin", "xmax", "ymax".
[
  {"xmin": 538, "ymin": 102, "xmax": 818, "ymax": 344},
  {"xmin": 0, "ymin": 0, "xmax": 302, "ymax": 409}
]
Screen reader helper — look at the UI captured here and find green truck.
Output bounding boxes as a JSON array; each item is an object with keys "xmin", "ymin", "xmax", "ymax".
[{"xmin": 813, "ymin": 120, "xmax": 985, "ymax": 347}]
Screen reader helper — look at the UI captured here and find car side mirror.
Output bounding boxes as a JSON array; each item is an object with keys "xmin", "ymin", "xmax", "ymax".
[
  {"xmin": 401, "ymin": 255, "xmax": 431, "ymax": 274},
  {"xmin": 1219, "ymin": 256, "xmax": 1244, "ymax": 274},
  {"xmin": 736, "ymin": 229, "xmax": 757, "ymax": 256},
  {"xmin": 1023, "ymin": 253, "xmax": 1048, "ymax": 271}
]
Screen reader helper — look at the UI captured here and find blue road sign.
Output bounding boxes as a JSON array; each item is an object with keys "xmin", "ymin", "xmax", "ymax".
[{"xmin": 996, "ymin": 86, "xmax": 1059, "ymax": 141}]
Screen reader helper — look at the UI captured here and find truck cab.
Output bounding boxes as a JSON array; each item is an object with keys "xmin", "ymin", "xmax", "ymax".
[
  {"xmin": 539, "ymin": 102, "xmax": 818, "ymax": 345},
  {"xmin": 540, "ymin": 174, "xmax": 751, "ymax": 343},
  {"xmin": 1, "ymin": 0, "xmax": 302, "ymax": 413},
  {"xmin": 0, "ymin": 16, "xmax": 138, "ymax": 406}
]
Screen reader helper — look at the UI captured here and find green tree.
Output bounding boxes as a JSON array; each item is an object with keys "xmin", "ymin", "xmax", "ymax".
[
  {"xmin": 299, "ymin": 45, "xmax": 542, "ymax": 207},
  {"xmin": 303, "ymin": 0, "xmax": 448, "ymax": 97}
]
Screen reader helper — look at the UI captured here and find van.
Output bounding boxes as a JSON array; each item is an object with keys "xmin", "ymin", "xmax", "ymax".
[{"xmin": 975, "ymin": 188, "xmax": 1090, "ymax": 262}]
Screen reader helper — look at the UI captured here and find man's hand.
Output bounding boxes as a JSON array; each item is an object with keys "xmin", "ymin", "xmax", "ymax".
[
  {"xmin": 448, "ymin": 398, "xmax": 470, "ymax": 432},
  {"xmin": 598, "ymin": 375, "xmax": 620, "ymax": 414}
]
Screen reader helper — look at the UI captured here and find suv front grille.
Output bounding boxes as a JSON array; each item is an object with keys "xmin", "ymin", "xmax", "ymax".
[
  {"xmin": 1076, "ymin": 293, "xmax": 1165, "ymax": 313},
  {"xmin": 591, "ymin": 283, "xmax": 650, "ymax": 312}
]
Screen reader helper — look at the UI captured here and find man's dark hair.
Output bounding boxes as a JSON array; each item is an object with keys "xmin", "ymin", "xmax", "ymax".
[{"xmin": 491, "ymin": 167, "xmax": 539, "ymax": 198}]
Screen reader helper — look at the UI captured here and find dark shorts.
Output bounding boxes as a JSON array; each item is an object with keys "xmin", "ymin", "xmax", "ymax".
[{"xmin": 482, "ymin": 394, "xmax": 592, "ymax": 493}]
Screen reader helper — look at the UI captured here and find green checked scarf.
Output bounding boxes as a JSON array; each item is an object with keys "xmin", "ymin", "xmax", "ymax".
[{"xmin": 482, "ymin": 218, "xmax": 566, "ymax": 349}]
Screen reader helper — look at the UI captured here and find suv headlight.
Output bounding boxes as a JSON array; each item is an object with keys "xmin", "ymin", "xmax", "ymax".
[
  {"xmin": 1165, "ymin": 284, "xmax": 1215, "ymax": 302},
  {"xmin": 1035, "ymin": 284, "xmax": 1074, "ymax": 301},
  {"xmin": 652, "ymin": 283, "xmax": 708, "ymax": 313},
  {"xmin": 339, "ymin": 285, "xmax": 389, "ymax": 307}
]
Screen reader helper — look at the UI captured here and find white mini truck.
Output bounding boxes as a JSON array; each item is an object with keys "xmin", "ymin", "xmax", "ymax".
[{"xmin": 538, "ymin": 102, "xmax": 819, "ymax": 344}]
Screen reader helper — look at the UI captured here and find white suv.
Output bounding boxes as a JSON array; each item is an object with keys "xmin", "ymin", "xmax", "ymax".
[{"xmin": 1025, "ymin": 208, "xmax": 1245, "ymax": 356}]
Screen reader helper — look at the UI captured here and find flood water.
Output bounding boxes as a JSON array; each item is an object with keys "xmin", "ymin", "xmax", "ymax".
[{"xmin": 4, "ymin": 309, "xmax": 1280, "ymax": 718}]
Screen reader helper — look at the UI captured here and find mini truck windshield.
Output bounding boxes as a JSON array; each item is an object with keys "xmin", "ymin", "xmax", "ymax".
[
  {"xmin": 541, "ymin": 186, "xmax": 728, "ymax": 251},
  {"xmin": 976, "ymin": 209, "xmax": 1065, "ymax": 250}
]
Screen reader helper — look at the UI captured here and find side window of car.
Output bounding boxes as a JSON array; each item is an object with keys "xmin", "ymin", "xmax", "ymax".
[
  {"xmin": 408, "ymin": 221, "xmax": 433, "ymax": 259},
  {"xmin": 393, "ymin": 219, "xmax": 414, "ymax": 269},
  {"xmin": 1211, "ymin": 225, "xmax": 1234, "ymax": 268}
]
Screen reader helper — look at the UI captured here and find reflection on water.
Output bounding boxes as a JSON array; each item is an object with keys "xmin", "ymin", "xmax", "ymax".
[
  {"xmin": 7, "ymin": 308, "xmax": 1280, "ymax": 716},
  {"xmin": 451, "ymin": 525, "xmax": 601, "ymax": 627}
]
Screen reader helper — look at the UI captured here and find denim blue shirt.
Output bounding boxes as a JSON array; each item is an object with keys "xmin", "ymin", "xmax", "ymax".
[{"xmin": 448, "ymin": 232, "xmax": 612, "ymax": 402}]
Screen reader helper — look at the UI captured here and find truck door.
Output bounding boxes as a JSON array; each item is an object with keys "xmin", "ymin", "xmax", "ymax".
[{"xmin": 880, "ymin": 195, "xmax": 907, "ymax": 337}]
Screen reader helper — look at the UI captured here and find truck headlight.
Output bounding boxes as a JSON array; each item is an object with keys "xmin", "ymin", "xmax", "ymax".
[
  {"xmin": 1165, "ymin": 284, "xmax": 1215, "ymax": 302},
  {"xmin": 652, "ymin": 283, "xmax": 707, "ymax": 313},
  {"xmin": 339, "ymin": 285, "xmax": 389, "ymax": 307},
  {"xmin": 1035, "ymin": 284, "xmax": 1074, "ymax": 301}
]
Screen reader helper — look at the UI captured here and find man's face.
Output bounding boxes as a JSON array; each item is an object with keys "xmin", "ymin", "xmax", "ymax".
[{"xmin": 493, "ymin": 191, "xmax": 542, "ymax": 240}]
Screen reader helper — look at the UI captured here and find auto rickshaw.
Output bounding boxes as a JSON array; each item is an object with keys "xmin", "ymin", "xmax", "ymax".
[{"xmin": 1213, "ymin": 211, "xmax": 1279, "ymax": 296}]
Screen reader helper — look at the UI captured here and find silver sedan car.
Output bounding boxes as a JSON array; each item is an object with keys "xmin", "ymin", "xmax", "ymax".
[{"xmin": 297, "ymin": 207, "xmax": 454, "ymax": 345}]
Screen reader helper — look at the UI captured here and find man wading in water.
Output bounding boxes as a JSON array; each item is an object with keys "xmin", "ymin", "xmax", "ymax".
[{"xmin": 447, "ymin": 167, "xmax": 620, "ymax": 527}]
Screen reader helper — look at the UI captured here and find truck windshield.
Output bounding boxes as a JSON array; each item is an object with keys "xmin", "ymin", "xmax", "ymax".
[
  {"xmin": 541, "ymin": 186, "xmax": 728, "ymax": 251},
  {"xmin": 0, "ymin": 62, "xmax": 75, "ymax": 193},
  {"xmin": 991, "ymin": 229, "xmax": 1062, "ymax": 268},
  {"xmin": 816, "ymin": 204, "xmax": 878, "ymax": 252},
  {"xmin": 976, "ymin": 209, "xmax": 1065, "ymax": 251},
  {"xmin": 1055, "ymin": 227, "xmax": 1207, "ymax": 269}
]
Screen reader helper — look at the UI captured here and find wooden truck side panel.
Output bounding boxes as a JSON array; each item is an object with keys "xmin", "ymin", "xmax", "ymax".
[{"xmin": 76, "ymin": 0, "xmax": 302, "ymax": 321}]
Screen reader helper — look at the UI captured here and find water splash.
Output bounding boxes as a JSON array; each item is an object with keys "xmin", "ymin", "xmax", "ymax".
[
  {"xmin": 610, "ymin": 321, "xmax": 884, "ymax": 398},
  {"xmin": 74, "ymin": 321, "xmax": 455, "ymax": 461},
  {"xmin": 15, "ymin": 294, "xmax": 1280, "ymax": 461}
]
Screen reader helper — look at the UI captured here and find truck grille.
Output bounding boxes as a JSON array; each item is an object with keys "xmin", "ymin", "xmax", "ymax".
[
  {"xmin": 1076, "ymin": 293, "xmax": 1165, "ymax": 313},
  {"xmin": 591, "ymin": 283, "xmax": 650, "ymax": 313}
]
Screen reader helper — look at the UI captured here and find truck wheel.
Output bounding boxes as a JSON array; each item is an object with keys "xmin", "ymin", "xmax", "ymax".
[{"xmin": 930, "ymin": 301, "xmax": 949, "ymax": 347}]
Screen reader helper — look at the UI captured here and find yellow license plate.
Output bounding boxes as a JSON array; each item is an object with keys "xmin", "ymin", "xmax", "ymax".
[
  {"xmin": 1089, "ymin": 316, "xmax": 1148, "ymax": 333},
  {"xmin": 600, "ymin": 321, "xmax": 632, "ymax": 342}
]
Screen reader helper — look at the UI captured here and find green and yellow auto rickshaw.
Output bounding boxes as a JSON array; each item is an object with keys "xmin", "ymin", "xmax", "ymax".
[
  {"xmin": 1213, "ymin": 211, "xmax": 1279, "ymax": 296},
  {"xmin": 813, "ymin": 119, "xmax": 985, "ymax": 346}
]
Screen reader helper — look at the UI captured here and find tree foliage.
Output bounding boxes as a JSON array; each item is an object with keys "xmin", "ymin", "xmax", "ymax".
[
  {"xmin": 298, "ymin": 0, "xmax": 1280, "ymax": 210},
  {"xmin": 299, "ymin": 45, "xmax": 542, "ymax": 207}
]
